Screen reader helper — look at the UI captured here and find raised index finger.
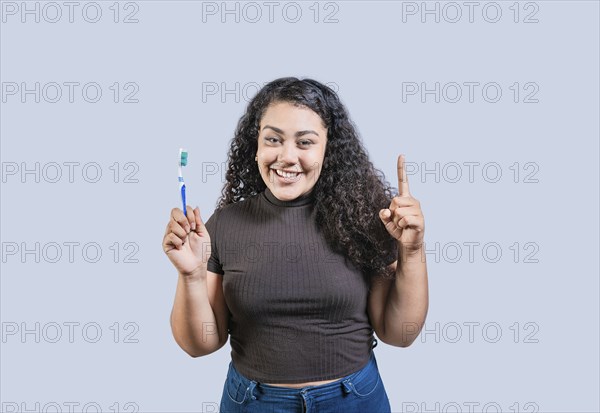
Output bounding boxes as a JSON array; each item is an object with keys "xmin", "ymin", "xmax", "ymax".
[{"xmin": 397, "ymin": 153, "xmax": 411, "ymax": 197}]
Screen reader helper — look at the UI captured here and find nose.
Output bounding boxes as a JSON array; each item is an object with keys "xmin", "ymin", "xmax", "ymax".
[{"xmin": 277, "ymin": 141, "xmax": 299, "ymax": 167}]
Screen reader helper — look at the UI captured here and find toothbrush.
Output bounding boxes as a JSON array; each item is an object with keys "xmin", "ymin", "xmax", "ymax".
[{"xmin": 178, "ymin": 148, "xmax": 188, "ymax": 216}]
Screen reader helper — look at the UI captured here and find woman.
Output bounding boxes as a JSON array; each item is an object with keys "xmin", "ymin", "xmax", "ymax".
[{"xmin": 163, "ymin": 77, "xmax": 429, "ymax": 412}]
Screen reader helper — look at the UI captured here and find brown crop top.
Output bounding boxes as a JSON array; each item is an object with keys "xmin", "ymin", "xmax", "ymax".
[{"xmin": 204, "ymin": 186, "xmax": 397, "ymax": 383}]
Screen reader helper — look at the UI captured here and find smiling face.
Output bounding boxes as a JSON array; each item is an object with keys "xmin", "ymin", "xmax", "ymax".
[{"xmin": 256, "ymin": 101, "xmax": 328, "ymax": 201}]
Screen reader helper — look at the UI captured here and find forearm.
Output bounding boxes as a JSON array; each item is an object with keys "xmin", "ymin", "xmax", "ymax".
[
  {"xmin": 383, "ymin": 244, "xmax": 429, "ymax": 347},
  {"xmin": 170, "ymin": 269, "xmax": 221, "ymax": 357}
]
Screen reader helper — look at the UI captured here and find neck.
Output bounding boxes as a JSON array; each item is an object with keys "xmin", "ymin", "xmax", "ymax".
[{"xmin": 263, "ymin": 187, "xmax": 315, "ymax": 207}]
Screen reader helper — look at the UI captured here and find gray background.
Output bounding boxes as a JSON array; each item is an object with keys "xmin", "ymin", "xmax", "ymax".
[{"xmin": 1, "ymin": 1, "xmax": 598, "ymax": 412}]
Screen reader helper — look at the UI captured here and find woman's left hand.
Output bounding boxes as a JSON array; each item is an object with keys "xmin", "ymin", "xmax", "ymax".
[{"xmin": 379, "ymin": 154, "xmax": 425, "ymax": 255}]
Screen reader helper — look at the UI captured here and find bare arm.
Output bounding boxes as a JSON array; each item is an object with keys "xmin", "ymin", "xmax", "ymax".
[
  {"xmin": 170, "ymin": 268, "xmax": 229, "ymax": 357},
  {"xmin": 375, "ymin": 154, "xmax": 429, "ymax": 347},
  {"xmin": 163, "ymin": 206, "xmax": 229, "ymax": 358},
  {"xmin": 383, "ymin": 246, "xmax": 429, "ymax": 347}
]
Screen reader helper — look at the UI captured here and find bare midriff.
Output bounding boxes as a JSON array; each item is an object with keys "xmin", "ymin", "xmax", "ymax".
[{"xmin": 264, "ymin": 377, "xmax": 345, "ymax": 388}]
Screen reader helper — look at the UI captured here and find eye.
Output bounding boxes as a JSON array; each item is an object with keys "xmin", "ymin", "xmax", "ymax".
[
  {"xmin": 265, "ymin": 136, "xmax": 280, "ymax": 143},
  {"xmin": 299, "ymin": 140, "xmax": 313, "ymax": 146}
]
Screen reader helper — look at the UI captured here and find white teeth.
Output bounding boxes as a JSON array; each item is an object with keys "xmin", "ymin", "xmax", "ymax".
[{"xmin": 274, "ymin": 169, "xmax": 300, "ymax": 178}]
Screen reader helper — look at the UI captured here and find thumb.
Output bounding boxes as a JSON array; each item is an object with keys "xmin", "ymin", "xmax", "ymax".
[
  {"xmin": 379, "ymin": 208, "xmax": 398, "ymax": 237},
  {"xmin": 379, "ymin": 208, "xmax": 392, "ymax": 224},
  {"xmin": 193, "ymin": 207, "xmax": 204, "ymax": 235}
]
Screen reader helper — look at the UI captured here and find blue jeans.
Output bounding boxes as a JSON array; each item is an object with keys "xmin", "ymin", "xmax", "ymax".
[{"xmin": 219, "ymin": 340, "xmax": 391, "ymax": 413}]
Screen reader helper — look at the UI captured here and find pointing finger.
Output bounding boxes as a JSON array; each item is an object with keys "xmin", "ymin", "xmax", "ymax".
[{"xmin": 397, "ymin": 153, "xmax": 411, "ymax": 197}]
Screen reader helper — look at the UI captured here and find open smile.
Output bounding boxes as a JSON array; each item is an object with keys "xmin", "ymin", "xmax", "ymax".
[{"xmin": 270, "ymin": 168, "xmax": 303, "ymax": 182}]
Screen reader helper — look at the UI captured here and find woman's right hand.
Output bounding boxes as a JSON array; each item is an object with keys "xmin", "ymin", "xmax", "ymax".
[{"xmin": 162, "ymin": 206, "xmax": 212, "ymax": 279}]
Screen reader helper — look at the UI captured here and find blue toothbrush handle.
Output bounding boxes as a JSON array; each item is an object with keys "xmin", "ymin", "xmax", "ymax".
[{"xmin": 181, "ymin": 184, "xmax": 187, "ymax": 216}]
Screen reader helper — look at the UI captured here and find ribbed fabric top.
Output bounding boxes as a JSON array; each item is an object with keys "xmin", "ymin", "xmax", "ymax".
[{"xmin": 204, "ymin": 187, "xmax": 396, "ymax": 383}]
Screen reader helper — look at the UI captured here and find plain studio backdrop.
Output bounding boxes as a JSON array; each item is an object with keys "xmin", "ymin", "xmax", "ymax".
[{"xmin": 1, "ymin": 1, "xmax": 598, "ymax": 412}]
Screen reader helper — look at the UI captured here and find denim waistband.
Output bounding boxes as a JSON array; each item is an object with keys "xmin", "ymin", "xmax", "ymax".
[{"xmin": 226, "ymin": 339, "xmax": 379, "ymax": 401}]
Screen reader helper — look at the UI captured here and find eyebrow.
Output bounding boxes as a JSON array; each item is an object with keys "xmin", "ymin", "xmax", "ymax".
[{"xmin": 262, "ymin": 125, "xmax": 320, "ymax": 138}]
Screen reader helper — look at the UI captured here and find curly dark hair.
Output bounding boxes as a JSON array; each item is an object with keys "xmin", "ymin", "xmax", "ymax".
[{"xmin": 215, "ymin": 77, "xmax": 398, "ymax": 280}]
